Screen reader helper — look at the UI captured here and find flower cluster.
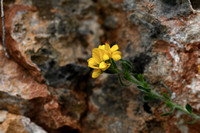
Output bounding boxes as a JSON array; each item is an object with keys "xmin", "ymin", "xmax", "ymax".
[
  {"xmin": 87, "ymin": 42, "xmax": 200, "ymax": 121},
  {"xmin": 87, "ymin": 43, "xmax": 121, "ymax": 78}
]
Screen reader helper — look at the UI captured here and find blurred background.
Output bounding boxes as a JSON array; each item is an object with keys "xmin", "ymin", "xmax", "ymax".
[{"xmin": 0, "ymin": 0, "xmax": 200, "ymax": 132}]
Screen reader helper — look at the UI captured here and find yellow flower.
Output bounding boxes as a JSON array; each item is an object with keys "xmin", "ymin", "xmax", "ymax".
[
  {"xmin": 92, "ymin": 69, "xmax": 102, "ymax": 78},
  {"xmin": 88, "ymin": 48, "xmax": 111, "ymax": 78},
  {"xmin": 98, "ymin": 43, "xmax": 121, "ymax": 61},
  {"xmin": 88, "ymin": 43, "xmax": 121, "ymax": 78}
]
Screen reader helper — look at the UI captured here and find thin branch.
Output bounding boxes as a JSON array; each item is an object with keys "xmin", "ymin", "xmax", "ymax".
[{"xmin": 1, "ymin": 0, "xmax": 9, "ymax": 57}]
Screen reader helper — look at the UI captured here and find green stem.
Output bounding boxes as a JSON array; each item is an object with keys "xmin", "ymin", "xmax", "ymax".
[
  {"xmin": 151, "ymin": 91, "xmax": 200, "ymax": 119},
  {"xmin": 118, "ymin": 70, "xmax": 200, "ymax": 120}
]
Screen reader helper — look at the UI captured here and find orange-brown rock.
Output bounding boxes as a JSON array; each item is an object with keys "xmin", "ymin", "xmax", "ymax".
[
  {"xmin": 0, "ymin": 0, "xmax": 200, "ymax": 132},
  {"xmin": 0, "ymin": 110, "xmax": 46, "ymax": 133},
  {"xmin": 0, "ymin": 44, "xmax": 48, "ymax": 100}
]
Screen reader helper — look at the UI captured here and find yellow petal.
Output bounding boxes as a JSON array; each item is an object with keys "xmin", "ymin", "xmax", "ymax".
[
  {"xmin": 98, "ymin": 45, "xmax": 105, "ymax": 50},
  {"xmin": 112, "ymin": 54, "xmax": 121, "ymax": 61},
  {"xmin": 103, "ymin": 54, "xmax": 109, "ymax": 61},
  {"xmin": 111, "ymin": 44, "xmax": 119, "ymax": 52},
  {"xmin": 112, "ymin": 51, "xmax": 121, "ymax": 55},
  {"xmin": 105, "ymin": 43, "xmax": 111, "ymax": 51},
  {"xmin": 92, "ymin": 69, "xmax": 101, "ymax": 78},
  {"xmin": 99, "ymin": 61, "xmax": 107, "ymax": 69},
  {"xmin": 92, "ymin": 48, "xmax": 101, "ymax": 63},
  {"xmin": 99, "ymin": 49, "xmax": 108, "ymax": 61},
  {"xmin": 88, "ymin": 58, "xmax": 97, "ymax": 65},
  {"xmin": 88, "ymin": 58, "xmax": 99, "ymax": 69},
  {"xmin": 102, "ymin": 63, "xmax": 111, "ymax": 71}
]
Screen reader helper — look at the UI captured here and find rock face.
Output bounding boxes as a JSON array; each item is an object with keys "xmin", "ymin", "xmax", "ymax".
[
  {"xmin": 0, "ymin": 110, "xmax": 47, "ymax": 133},
  {"xmin": 0, "ymin": 0, "xmax": 199, "ymax": 132}
]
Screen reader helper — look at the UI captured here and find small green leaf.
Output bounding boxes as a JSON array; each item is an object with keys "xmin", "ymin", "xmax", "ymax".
[
  {"xmin": 182, "ymin": 116, "xmax": 198, "ymax": 124},
  {"xmin": 160, "ymin": 82, "xmax": 172, "ymax": 98},
  {"xmin": 143, "ymin": 95, "xmax": 155, "ymax": 101},
  {"xmin": 137, "ymin": 74, "xmax": 144, "ymax": 83},
  {"xmin": 122, "ymin": 62, "xmax": 132, "ymax": 70},
  {"xmin": 165, "ymin": 101, "xmax": 174, "ymax": 108},
  {"xmin": 132, "ymin": 74, "xmax": 146, "ymax": 84},
  {"xmin": 137, "ymin": 86, "xmax": 146, "ymax": 92},
  {"xmin": 137, "ymin": 86, "xmax": 151, "ymax": 92},
  {"xmin": 186, "ymin": 104, "xmax": 193, "ymax": 113},
  {"xmin": 185, "ymin": 119, "xmax": 197, "ymax": 124},
  {"xmin": 143, "ymin": 82, "xmax": 148, "ymax": 88},
  {"xmin": 122, "ymin": 62, "xmax": 129, "ymax": 72},
  {"xmin": 111, "ymin": 58, "xmax": 117, "ymax": 69},
  {"xmin": 120, "ymin": 59, "xmax": 132, "ymax": 70},
  {"xmin": 132, "ymin": 73, "xmax": 138, "ymax": 79},
  {"xmin": 132, "ymin": 74, "xmax": 141, "ymax": 81},
  {"xmin": 124, "ymin": 72, "xmax": 131, "ymax": 80},
  {"xmin": 161, "ymin": 92, "xmax": 169, "ymax": 100},
  {"xmin": 124, "ymin": 72, "xmax": 137, "ymax": 84},
  {"xmin": 121, "ymin": 60, "xmax": 132, "ymax": 72},
  {"xmin": 160, "ymin": 108, "xmax": 174, "ymax": 117},
  {"xmin": 105, "ymin": 67, "xmax": 118, "ymax": 74},
  {"xmin": 118, "ymin": 74, "xmax": 131, "ymax": 87},
  {"xmin": 160, "ymin": 112, "xmax": 171, "ymax": 116}
]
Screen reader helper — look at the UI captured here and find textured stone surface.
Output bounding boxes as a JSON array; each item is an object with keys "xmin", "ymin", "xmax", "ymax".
[
  {"xmin": 0, "ymin": 111, "xmax": 47, "ymax": 133},
  {"xmin": 0, "ymin": 0, "xmax": 199, "ymax": 132},
  {"xmin": 0, "ymin": 45, "xmax": 48, "ymax": 100}
]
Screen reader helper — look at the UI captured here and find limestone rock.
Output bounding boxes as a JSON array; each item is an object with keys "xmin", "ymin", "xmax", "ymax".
[
  {"xmin": 0, "ymin": 0, "xmax": 199, "ymax": 132},
  {"xmin": 0, "ymin": 111, "xmax": 46, "ymax": 133}
]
